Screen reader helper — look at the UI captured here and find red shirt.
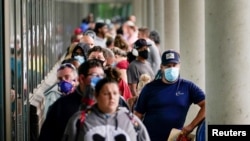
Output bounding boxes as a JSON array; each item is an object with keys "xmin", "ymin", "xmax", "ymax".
[
  {"xmin": 116, "ymin": 60, "xmax": 129, "ymax": 69},
  {"xmin": 118, "ymin": 79, "xmax": 132, "ymax": 100}
]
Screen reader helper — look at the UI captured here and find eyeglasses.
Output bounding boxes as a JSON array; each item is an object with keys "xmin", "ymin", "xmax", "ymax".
[
  {"xmin": 57, "ymin": 63, "xmax": 76, "ymax": 71},
  {"xmin": 88, "ymin": 56, "xmax": 105, "ymax": 62},
  {"xmin": 87, "ymin": 73, "xmax": 105, "ymax": 78},
  {"xmin": 88, "ymin": 58, "xmax": 105, "ymax": 65}
]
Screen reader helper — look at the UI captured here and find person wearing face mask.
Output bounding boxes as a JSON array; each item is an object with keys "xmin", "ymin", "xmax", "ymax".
[
  {"xmin": 71, "ymin": 42, "xmax": 89, "ymax": 65},
  {"xmin": 138, "ymin": 27, "xmax": 161, "ymax": 75},
  {"xmin": 39, "ymin": 59, "xmax": 105, "ymax": 141},
  {"xmin": 133, "ymin": 50, "xmax": 205, "ymax": 141},
  {"xmin": 62, "ymin": 78, "xmax": 150, "ymax": 141},
  {"xmin": 43, "ymin": 63, "xmax": 78, "ymax": 119},
  {"xmin": 127, "ymin": 39, "xmax": 155, "ymax": 97},
  {"xmin": 57, "ymin": 63, "xmax": 78, "ymax": 95},
  {"xmin": 39, "ymin": 59, "xmax": 130, "ymax": 141}
]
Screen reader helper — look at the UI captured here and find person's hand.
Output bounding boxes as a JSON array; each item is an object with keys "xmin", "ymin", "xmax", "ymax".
[
  {"xmin": 181, "ymin": 125, "xmax": 193, "ymax": 136},
  {"xmin": 176, "ymin": 133, "xmax": 192, "ymax": 141},
  {"xmin": 177, "ymin": 126, "xmax": 194, "ymax": 141}
]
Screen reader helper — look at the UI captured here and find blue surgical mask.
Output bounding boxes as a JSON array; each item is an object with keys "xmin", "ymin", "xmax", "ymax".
[
  {"xmin": 111, "ymin": 62, "xmax": 117, "ymax": 67},
  {"xmin": 164, "ymin": 67, "xmax": 179, "ymax": 82},
  {"xmin": 74, "ymin": 55, "xmax": 85, "ymax": 64},
  {"xmin": 90, "ymin": 76, "xmax": 102, "ymax": 88},
  {"xmin": 58, "ymin": 80, "xmax": 74, "ymax": 94}
]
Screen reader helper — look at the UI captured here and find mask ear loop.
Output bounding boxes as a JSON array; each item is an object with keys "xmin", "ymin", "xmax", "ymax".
[
  {"xmin": 147, "ymin": 47, "xmax": 150, "ymax": 52},
  {"xmin": 132, "ymin": 45, "xmax": 138, "ymax": 56}
]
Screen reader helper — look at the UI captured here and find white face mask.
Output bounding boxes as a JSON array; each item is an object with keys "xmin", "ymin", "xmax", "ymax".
[
  {"xmin": 74, "ymin": 55, "xmax": 85, "ymax": 64},
  {"xmin": 163, "ymin": 67, "xmax": 179, "ymax": 82}
]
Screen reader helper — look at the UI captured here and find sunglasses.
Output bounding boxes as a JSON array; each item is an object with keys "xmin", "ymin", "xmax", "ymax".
[{"xmin": 57, "ymin": 63, "xmax": 76, "ymax": 71}]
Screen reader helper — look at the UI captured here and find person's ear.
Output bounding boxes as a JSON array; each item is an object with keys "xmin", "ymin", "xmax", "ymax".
[
  {"xmin": 160, "ymin": 64, "xmax": 164, "ymax": 70},
  {"xmin": 78, "ymin": 74, "xmax": 85, "ymax": 82}
]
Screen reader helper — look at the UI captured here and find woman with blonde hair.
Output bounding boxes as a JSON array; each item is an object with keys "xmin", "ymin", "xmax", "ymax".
[
  {"xmin": 127, "ymin": 73, "xmax": 152, "ymax": 112},
  {"xmin": 111, "ymin": 46, "xmax": 129, "ymax": 83},
  {"xmin": 114, "ymin": 34, "xmax": 130, "ymax": 52}
]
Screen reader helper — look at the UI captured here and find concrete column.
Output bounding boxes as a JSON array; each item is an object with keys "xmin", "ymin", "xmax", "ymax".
[
  {"xmin": 16, "ymin": 0, "xmax": 21, "ymax": 35},
  {"xmin": 141, "ymin": 0, "xmax": 148, "ymax": 27},
  {"xmin": 180, "ymin": 0, "xmax": 205, "ymax": 89},
  {"xmin": 147, "ymin": 0, "xmax": 154, "ymax": 30},
  {"xmin": 131, "ymin": 0, "xmax": 143, "ymax": 27},
  {"xmin": 206, "ymin": 0, "xmax": 250, "ymax": 124},
  {"xmin": 80, "ymin": 4, "xmax": 90, "ymax": 21},
  {"xmin": 179, "ymin": 0, "xmax": 205, "ymax": 134},
  {"xmin": 164, "ymin": 0, "xmax": 180, "ymax": 51},
  {"xmin": 154, "ymin": 0, "xmax": 165, "ymax": 53},
  {"xmin": 4, "ymin": 1, "xmax": 12, "ymax": 141}
]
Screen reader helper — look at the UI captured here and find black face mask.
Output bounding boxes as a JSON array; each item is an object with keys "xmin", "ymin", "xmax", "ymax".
[{"xmin": 138, "ymin": 50, "xmax": 149, "ymax": 59}]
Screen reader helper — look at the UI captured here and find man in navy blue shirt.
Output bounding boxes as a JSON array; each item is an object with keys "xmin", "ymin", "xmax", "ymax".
[{"xmin": 134, "ymin": 49, "xmax": 205, "ymax": 141}]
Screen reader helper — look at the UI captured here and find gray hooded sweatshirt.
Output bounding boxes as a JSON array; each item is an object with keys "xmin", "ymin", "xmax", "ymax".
[{"xmin": 62, "ymin": 104, "xmax": 150, "ymax": 141}]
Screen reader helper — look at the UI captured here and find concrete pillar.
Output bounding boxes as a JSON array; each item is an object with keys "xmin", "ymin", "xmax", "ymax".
[
  {"xmin": 180, "ymin": 0, "xmax": 205, "ymax": 88},
  {"xmin": 164, "ymin": 0, "xmax": 180, "ymax": 51},
  {"xmin": 147, "ymin": 0, "xmax": 154, "ymax": 30},
  {"xmin": 141, "ymin": 0, "xmax": 148, "ymax": 27},
  {"xmin": 179, "ymin": 0, "xmax": 205, "ymax": 134},
  {"xmin": 206, "ymin": 0, "xmax": 250, "ymax": 124},
  {"xmin": 80, "ymin": 4, "xmax": 90, "ymax": 21},
  {"xmin": 131, "ymin": 0, "xmax": 143, "ymax": 27},
  {"xmin": 4, "ymin": 1, "xmax": 12, "ymax": 141},
  {"xmin": 16, "ymin": 0, "xmax": 21, "ymax": 35},
  {"xmin": 154, "ymin": 0, "xmax": 165, "ymax": 53}
]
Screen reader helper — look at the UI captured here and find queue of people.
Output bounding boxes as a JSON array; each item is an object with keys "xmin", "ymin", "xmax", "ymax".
[{"xmin": 39, "ymin": 14, "xmax": 205, "ymax": 141}]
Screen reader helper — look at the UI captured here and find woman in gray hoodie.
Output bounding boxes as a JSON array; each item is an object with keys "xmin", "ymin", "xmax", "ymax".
[{"xmin": 62, "ymin": 78, "xmax": 150, "ymax": 141}]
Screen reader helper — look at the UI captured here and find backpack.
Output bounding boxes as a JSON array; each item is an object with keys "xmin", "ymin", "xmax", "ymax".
[
  {"xmin": 78, "ymin": 108, "xmax": 141, "ymax": 141},
  {"xmin": 62, "ymin": 105, "xmax": 142, "ymax": 141}
]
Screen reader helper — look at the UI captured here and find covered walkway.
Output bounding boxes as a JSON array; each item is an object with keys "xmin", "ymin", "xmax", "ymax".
[{"xmin": 1, "ymin": 0, "xmax": 250, "ymax": 140}]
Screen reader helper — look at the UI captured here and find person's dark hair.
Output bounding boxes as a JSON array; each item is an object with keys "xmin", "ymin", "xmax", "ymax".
[
  {"xmin": 61, "ymin": 58, "xmax": 78, "ymax": 65},
  {"xmin": 104, "ymin": 67, "xmax": 121, "ymax": 82},
  {"xmin": 111, "ymin": 47, "xmax": 127, "ymax": 57},
  {"xmin": 106, "ymin": 36, "xmax": 114, "ymax": 47},
  {"xmin": 114, "ymin": 34, "xmax": 129, "ymax": 52},
  {"xmin": 127, "ymin": 51, "xmax": 136, "ymax": 63},
  {"xmin": 116, "ymin": 26, "xmax": 123, "ymax": 35},
  {"xmin": 78, "ymin": 59, "xmax": 104, "ymax": 76},
  {"xmin": 95, "ymin": 77, "xmax": 118, "ymax": 96},
  {"xmin": 71, "ymin": 42, "xmax": 89, "ymax": 59},
  {"xmin": 87, "ymin": 46, "xmax": 106, "ymax": 58},
  {"xmin": 149, "ymin": 30, "xmax": 160, "ymax": 44},
  {"xmin": 94, "ymin": 22, "xmax": 106, "ymax": 34}
]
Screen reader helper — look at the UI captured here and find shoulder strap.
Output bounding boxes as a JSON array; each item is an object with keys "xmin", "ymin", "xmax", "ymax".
[
  {"xmin": 126, "ymin": 111, "xmax": 141, "ymax": 132},
  {"xmin": 75, "ymin": 97, "xmax": 95, "ymax": 140},
  {"xmin": 79, "ymin": 97, "xmax": 95, "ymax": 126}
]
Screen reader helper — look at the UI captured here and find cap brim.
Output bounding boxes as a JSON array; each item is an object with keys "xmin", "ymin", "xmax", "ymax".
[{"xmin": 161, "ymin": 60, "xmax": 180, "ymax": 65}]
